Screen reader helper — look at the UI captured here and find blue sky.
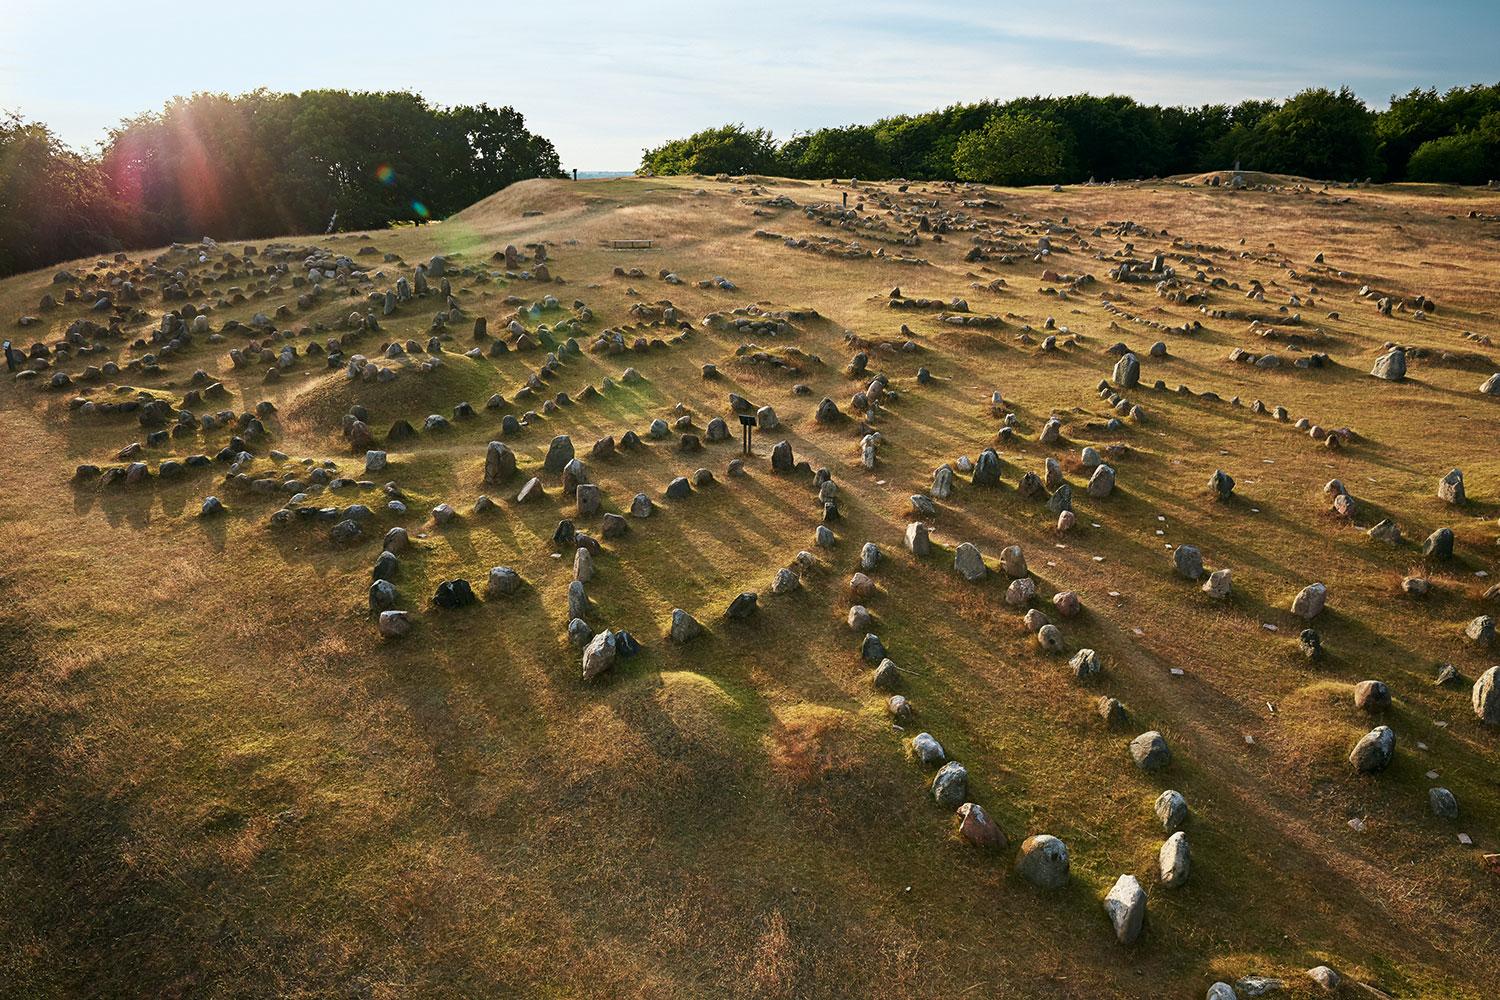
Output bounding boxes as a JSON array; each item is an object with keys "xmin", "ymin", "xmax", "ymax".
[{"xmin": 2, "ymin": 0, "xmax": 1496, "ymax": 169}]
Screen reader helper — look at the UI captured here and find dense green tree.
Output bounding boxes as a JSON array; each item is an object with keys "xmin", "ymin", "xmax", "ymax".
[
  {"xmin": 101, "ymin": 90, "xmax": 562, "ymax": 242},
  {"xmin": 1378, "ymin": 84, "xmax": 1500, "ymax": 180},
  {"xmin": 639, "ymin": 124, "xmax": 778, "ymax": 176},
  {"xmin": 778, "ymin": 125, "xmax": 890, "ymax": 179},
  {"xmin": 1407, "ymin": 111, "xmax": 1500, "ymax": 184},
  {"xmin": 0, "ymin": 113, "xmax": 124, "ymax": 276},
  {"xmin": 952, "ymin": 113, "xmax": 1068, "ymax": 185},
  {"xmin": 1241, "ymin": 87, "xmax": 1377, "ymax": 180}
]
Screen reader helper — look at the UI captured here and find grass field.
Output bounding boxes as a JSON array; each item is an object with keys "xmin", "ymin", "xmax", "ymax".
[{"xmin": 1, "ymin": 173, "xmax": 1497, "ymax": 999}]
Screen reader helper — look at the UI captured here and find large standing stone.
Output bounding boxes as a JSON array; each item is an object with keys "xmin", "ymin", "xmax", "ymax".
[
  {"xmin": 1208, "ymin": 469, "xmax": 1235, "ymax": 500},
  {"xmin": 1467, "ymin": 615, "xmax": 1496, "ymax": 646},
  {"xmin": 905, "ymin": 521, "xmax": 931, "ymax": 556},
  {"xmin": 931, "ymin": 761, "xmax": 968, "ymax": 808},
  {"xmin": 486, "ymin": 566, "xmax": 521, "ymax": 597},
  {"xmin": 1349, "ymin": 725, "xmax": 1395, "ymax": 773},
  {"xmin": 576, "ymin": 483, "xmax": 602, "ymax": 516},
  {"xmin": 1353, "ymin": 679, "xmax": 1391, "ymax": 712},
  {"xmin": 1129, "ymin": 731, "xmax": 1171, "ymax": 771},
  {"xmin": 911, "ymin": 732, "xmax": 945, "ymax": 767},
  {"xmin": 972, "ymin": 448, "xmax": 1001, "ymax": 486},
  {"xmin": 670, "ymin": 608, "xmax": 703, "ymax": 643},
  {"xmin": 770, "ymin": 440, "xmax": 794, "ymax": 472},
  {"xmin": 543, "ymin": 434, "xmax": 575, "ymax": 474},
  {"xmin": 432, "ymin": 579, "xmax": 476, "ymax": 608},
  {"xmin": 931, "ymin": 464, "xmax": 954, "ymax": 498},
  {"xmin": 1438, "ymin": 468, "xmax": 1465, "ymax": 505},
  {"xmin": 517, "ymin": 477, "xmax": 544, "ymax": 503},
  {"xmin": 955, "ymin": 802, "xmax": 1006, "ymax": 849},
  {"xmin": 1371, "ymin": 347, "xmax": 1406, "ymax": 381},
  {"xmin": 484, "ymin": 440, "xmax": 516, "ymax": 483},
  {"xmin": 726, "ymin": 592, "xmax": 757, "ymax": 620},
  {"xmin": 1104, "ymin": 874, "xmax": 1146, "ymax": 944},
  {"xmin": 954, "ymin": 542, "xmax": 987, "ymax": 581},
  {"xmin": 568, "ymin": 580, "xmax": 590, "ymax": 621},
  {"xmin": 1155, "ymin": 790, "xmax": 1188, "ymax": 832},
  {"xmin": 1474, "ymin": 665, "xmax": 1500, "ymax": 724},
  {"xmin": 1008, "ymin": 578, "xmax": 1038, "ymax": 606},
  {"xmin": 1015, "ymin": 834, "xmax": 1070, "ymax": 889},
  {"xmin": 1044, "ymin": 457, "xmax": 1064, "ymax": 490},
  {"xmin": 1422, "ymin": 527, "xmax": 1454, "ymax": 559},
  {"xmin": 377, "ymin": 609, "xmax": 410, "ymax": 638},
  {"xmin": 581, "ymin": 630, "xmax": 616, "ymax": 680},
  {"xmin": 1087, "ymin": 463, "xmax": 1115, "ymax": 498},
  {"xmin": 1112, "ymin": 352, "xmax": 1140, "ymax": 389},
  {"xmin": 573, "ymin": 546, "xmax": 595, "ymax": 583},
  {"xmin": 1000, "ymin": 545, "xmax": 1027, "ymax": 577},
  {"xmin": 1173, "ymin": 545, "xmax": 1204, "ymax": 580},
  {"xmin": 1202, "ymin": 568, "xmax": 1232, "ymax": 599},
  {"xmin": 1291, "ymin": 582, "xmax": 1327, "ymax": 619},
  {"xmin": 369, "ymin": 580, "xmax": 397, "ymax": 611},
  {"xmin": 1159, "ymin": 831, "xmax": 1190, "ymax": 888},
  {"xmin": 1069, "ymin": 648, "xmax": 1102, "ymax": 679}
]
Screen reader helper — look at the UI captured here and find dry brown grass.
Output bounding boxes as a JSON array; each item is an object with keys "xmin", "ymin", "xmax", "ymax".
[{"xmin": 0, "ymin": 173, "xmax": 1497, "ymax": 998}]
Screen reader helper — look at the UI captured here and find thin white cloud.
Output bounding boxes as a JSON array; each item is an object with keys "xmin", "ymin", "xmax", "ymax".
[{"xmin": 3, "ymin": 0, "xmax": 1496, "ymax": 168}]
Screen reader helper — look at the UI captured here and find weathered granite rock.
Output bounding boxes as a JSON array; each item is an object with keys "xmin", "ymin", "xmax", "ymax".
[{"xmin": 1015, "ymin": 834, "xmax": 1070, "ymax": 889}]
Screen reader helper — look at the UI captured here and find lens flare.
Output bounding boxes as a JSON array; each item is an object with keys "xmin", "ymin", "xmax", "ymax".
[
  {"xmin": 375, "ymin": 164, "xmax": 396, "ymax": 186},
  {"xmin": 411, "ymin": 200, "xmax": 429, "ymax": 219}
]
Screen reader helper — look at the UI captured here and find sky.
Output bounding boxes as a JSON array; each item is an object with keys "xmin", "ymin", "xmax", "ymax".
[{"xmin": 2, "ymin": 0, "xmax": 1497, "ymax": 170}]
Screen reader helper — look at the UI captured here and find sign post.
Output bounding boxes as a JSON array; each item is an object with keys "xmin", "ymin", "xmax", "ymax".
[{"xmin": 739, "ymin": 413, "xmax": 756, "ymax": 455}]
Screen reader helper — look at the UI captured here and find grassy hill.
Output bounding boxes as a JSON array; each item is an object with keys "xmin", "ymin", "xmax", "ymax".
[{"xmin": 1, "ymin": 173, "xmax": 1497, "ymax": 998}]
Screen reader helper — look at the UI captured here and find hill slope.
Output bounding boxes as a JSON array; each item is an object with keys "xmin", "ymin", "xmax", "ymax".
[{"xmin": 1, "ymin": 174, "xmax": 1498, "ymax": 998}]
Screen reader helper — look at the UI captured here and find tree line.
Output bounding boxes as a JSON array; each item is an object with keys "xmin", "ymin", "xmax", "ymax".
[
  {"xmin": 1, "ymin": 90, "xmax": 563, "ymax": 278},
  {"xmin": 639, "ymin": 84, "xmax": 1500, "ymax": 187}
]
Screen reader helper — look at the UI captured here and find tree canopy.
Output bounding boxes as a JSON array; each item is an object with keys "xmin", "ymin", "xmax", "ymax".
[
  {"xmin": 1, "ymin": 90, "xmax": 562, "ymax": 278},
  {"xmin": 639, "ymin": 124, "xmax": 778, "ymax": 176},
  {"xmin": 639, "ymin": 84, "xmax": 1500, "ymax": 188},
  {"xmin": 952, "ymin": 112, "xmax": 1068, "ymax": 186}
]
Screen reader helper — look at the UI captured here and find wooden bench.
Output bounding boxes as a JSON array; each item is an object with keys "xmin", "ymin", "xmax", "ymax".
[{"xmin": 606, "ymin": 239, "xmax": 654, "ymax": 250}]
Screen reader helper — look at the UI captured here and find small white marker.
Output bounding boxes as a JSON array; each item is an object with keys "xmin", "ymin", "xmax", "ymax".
[
  {"xmin": 1426, "ymin": 770, "xmax": 1440, "ymax": 780},
  {"xmin": 1262, "ymin": 623, "xmax": 1279, "ymax": 631},
  {"xmin": 1458, "ymin": 833, "xmax": 1473, "ymax": 846}
]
